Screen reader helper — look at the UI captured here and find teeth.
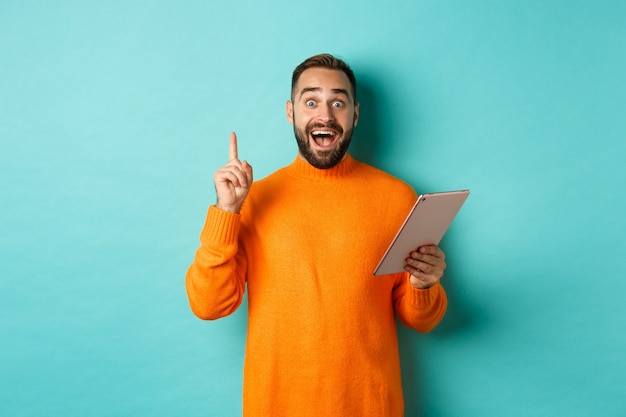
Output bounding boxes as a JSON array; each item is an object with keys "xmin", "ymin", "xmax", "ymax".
[{"xmin": 312, "ymin": 131, "xmax": 333, "ymax": 136}]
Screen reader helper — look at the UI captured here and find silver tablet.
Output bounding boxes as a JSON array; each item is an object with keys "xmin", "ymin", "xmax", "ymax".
[{"xmin": 373, "ymin": 190, "xmax": 470, "ymax": 276}]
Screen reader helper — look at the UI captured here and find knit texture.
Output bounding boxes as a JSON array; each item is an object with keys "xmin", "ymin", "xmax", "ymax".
[{"xmin": 186, "ymin": 155, "xmax": 447, "ymax": 417}]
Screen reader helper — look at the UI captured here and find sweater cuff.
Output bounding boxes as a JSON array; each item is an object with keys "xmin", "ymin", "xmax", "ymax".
[
  {"xmin": 407, "ymin": 281, "xmax": 443, "ymax": 308},
  {"xmin": 200, "ymin": 205, "xmax": 241, "ymax": 246}
]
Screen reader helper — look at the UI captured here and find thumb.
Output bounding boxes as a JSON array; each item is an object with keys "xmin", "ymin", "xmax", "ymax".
[{"xmin": 242, "ymin": 160, "xmax": 253, "ymax": 183}]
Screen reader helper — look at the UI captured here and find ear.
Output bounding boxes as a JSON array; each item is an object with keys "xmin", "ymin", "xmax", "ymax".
[
  {"xmin": 286, "ymin": 100, "xmax": 294, "ymax": 125},
  {"xmin": 353, "ymin": 102, "xmax": 360, "ymax": 127}
]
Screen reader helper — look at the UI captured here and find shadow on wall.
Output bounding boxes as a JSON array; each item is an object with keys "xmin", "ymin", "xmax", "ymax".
[
  {"xmin": 350, "ymin": 79, "xmax": 383, "ymax": 163},
  {"xmin": 351, "ymin": 76, "xmax": 485, "ymax": 416}
]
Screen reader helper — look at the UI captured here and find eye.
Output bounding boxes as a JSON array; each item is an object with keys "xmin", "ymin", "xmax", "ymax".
[
  {"xmin": 305, "ymin": 99, "xmax": 316, "ymax": 107},
  {"xmin": 332, "ymin": 101, "xmax": 344, "ymax": 108}
]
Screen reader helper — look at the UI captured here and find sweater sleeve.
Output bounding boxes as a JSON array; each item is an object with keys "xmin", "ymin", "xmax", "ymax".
[
  {"xmin": 185, "ymin": 205, "xmax": 248, "ymax": 320},
  {"xmin": 392, "ymin": 274, "xmax": 448, "ymax": 333}
]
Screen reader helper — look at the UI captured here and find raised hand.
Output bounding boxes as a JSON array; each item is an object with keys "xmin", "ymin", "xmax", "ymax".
[{"xmin": 214, "ymin": 132, "xmax": 253, "ymax": 213}]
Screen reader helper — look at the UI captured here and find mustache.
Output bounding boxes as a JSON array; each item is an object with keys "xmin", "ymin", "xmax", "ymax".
[{"xmin": 306, "ymin": 122, "xmax": 344, "ymax": 135}]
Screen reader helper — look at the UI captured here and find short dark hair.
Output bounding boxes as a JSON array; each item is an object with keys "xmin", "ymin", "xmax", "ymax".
[{"xmin": 291, "ymin": 53, "xmax": 357, "ymax": 102}]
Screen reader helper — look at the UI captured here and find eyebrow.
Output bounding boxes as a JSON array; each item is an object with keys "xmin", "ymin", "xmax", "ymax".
[{"xmin": 299, "ymin": 87, "xmax": 351, "ymax": 100}]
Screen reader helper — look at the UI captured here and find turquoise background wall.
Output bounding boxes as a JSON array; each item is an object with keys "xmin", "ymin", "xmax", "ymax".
[{"xmin": 1, "ymin": 1, "xmax": 624, "ymax": 416}]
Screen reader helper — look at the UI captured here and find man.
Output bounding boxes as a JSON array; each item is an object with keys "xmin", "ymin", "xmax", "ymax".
[{"xmin": 186, "ymin": 53, "xmax": 448, "ymax": 417}]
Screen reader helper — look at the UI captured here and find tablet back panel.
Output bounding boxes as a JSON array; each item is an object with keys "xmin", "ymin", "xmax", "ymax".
[{"xmin": 373, "ymin": 190, "xmax": 469, "ymax": 276}]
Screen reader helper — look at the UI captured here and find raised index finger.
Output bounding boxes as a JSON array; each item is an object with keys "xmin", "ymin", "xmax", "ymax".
[{"xmin": 229, "ymin": 132, "xmax": 238, "ymax": 161}]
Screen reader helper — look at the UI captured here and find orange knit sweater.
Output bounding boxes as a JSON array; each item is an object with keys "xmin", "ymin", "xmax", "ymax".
[{"xmin": 186, "ymin": 155, "xmax": 447, "ymax": 417}]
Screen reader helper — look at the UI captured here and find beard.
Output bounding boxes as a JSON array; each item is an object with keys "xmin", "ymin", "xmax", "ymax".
[{"xmin": 293, "ymin": 119, "xmax": 355, "ymax": 169}]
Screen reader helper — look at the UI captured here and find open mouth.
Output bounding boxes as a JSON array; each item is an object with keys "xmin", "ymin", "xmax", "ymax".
[{"xmin": 310, "ymin": 129, "xmax": 339, "ymax": 149}]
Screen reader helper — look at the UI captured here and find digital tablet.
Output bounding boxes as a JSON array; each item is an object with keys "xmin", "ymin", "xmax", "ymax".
[{"xmin": 373, "ymin": 190, "xmax": 470, "ymax": 276}]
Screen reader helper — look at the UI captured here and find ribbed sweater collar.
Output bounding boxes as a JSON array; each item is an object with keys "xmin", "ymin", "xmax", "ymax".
[{"xmin": 287, "ymin": 154, "xmax": 359, "ymax": 180}]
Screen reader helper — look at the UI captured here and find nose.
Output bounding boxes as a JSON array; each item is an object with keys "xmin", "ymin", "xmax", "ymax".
[{"xmin": 317, "ymin": 103, "xmax": 335, "ymax": 122}]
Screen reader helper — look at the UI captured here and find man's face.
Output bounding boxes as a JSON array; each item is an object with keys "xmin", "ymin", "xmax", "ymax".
[{"xmin": 286, "ymin": 68, "xmax": 359, "ymax": 169}]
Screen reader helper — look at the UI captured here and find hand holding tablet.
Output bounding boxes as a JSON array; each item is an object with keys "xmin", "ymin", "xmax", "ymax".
[{"xmin": 374, "ymin": 190, "xmax": 470, "ymax": 276}]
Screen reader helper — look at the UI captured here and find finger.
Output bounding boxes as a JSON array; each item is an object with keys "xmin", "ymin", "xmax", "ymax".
[
  {"xmin": 242, "ymin": 160, "xmax": 253, "ymax": 185},
  {"xmin": 216, "ymin": 166, "xmax": 248, "ymax": 188},
  {"xmin": 410, "ymin": 249, "xmax": 437, "ymax": 263},
  {"xmin": 418, "ymin": 245, "xmax": 445, "ymax": 259},
  {"xmin": 410, "ymin": 251, "xmax": 444, "ymax": 269},
  {"xmin": 406, "ymin": 261, "xmax": 443, "ymax": 286},
  {"xmin": 222, "ymin": 159, "xmax": 251, "ymax": 188},
  {"xmin": 405, "ymin": 257, "xmax": 434, "ymax": 274},
  {"xmin": 229, "ymin": 132, "xmax": 239, "ymax": 161},
  {"xmin": 230, "ymin": 160, "xmax": 252, "ymax": 188},
  {"xmin": 407, "ymin": 249, "xmax": 446, "ymax": 272},
  {"xmin": 215, "ymin": 169, "xmax": 243, "ymax": 188}
]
